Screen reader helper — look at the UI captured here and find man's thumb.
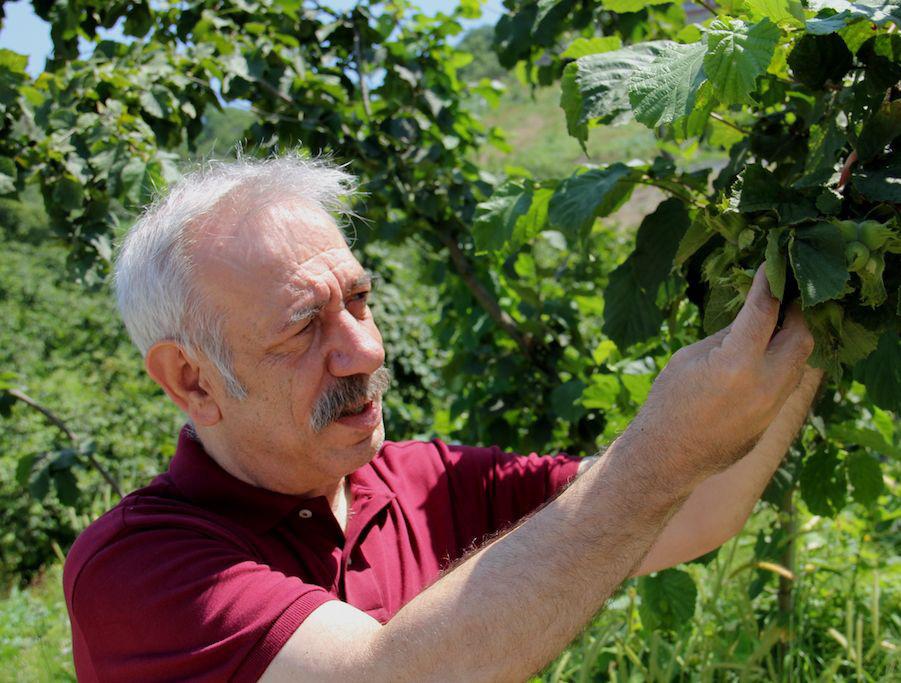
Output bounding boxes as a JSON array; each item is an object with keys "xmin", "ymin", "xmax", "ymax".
[{"xmin": 727, "ymin": 264, "xmax": 780, "ymax": 353}]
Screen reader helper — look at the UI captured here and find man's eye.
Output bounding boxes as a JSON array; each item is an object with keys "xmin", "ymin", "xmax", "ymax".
[{"xmin": 350, "ymin": 291, "xmax": 370, "ymax": 304}]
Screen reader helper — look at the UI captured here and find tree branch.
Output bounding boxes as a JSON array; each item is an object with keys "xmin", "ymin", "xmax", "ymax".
[
  {"xmin": 710, "ymin": 111, "xmax": 750, "ymax": 135},
  {"xmin": 9, "ymin": 388, "xmax": 124, "ymax": 498},
  {"xmin": 695, "ymin": 0, "xmax": 719, "ymax": 15},
  {"xmin": 431, "ymin": 229, "xmax": 534, "ymax": 358}
]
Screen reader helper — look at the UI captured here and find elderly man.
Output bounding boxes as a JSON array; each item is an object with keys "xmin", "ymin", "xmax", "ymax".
[{"xmin": 63, "ymin": 156, "xmax": 821, "ymax": 682}]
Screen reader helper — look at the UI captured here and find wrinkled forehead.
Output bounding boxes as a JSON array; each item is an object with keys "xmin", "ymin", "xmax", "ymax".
[{"xmin": 189, "ymin": 193, "xmax": 358, "ymax": 327}]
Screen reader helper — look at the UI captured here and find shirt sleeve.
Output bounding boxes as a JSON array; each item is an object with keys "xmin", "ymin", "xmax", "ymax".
[
  {"xmin": 66, "ymin": 523, "xmax": 335, "ymax": 683},
  {"xmin": 435, "ymin": 440, "xmax": 582, "ymax": 551}
]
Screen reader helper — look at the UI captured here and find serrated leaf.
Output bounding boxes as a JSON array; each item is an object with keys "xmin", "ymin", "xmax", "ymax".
[
  {"xmin": 561, "ymin": 36, "xmax": 622, "ymax": 60},
  {"xmin": 703, "ymin": 282, "xmax": 742, "ymax": 334},
  {"xmin": 789, "ymin": 222, "xmax": 850, "ymax": 308},
  {"xmin": 705, "ymin": 19, "xmax": 780, "ymax": 105},
  {"xmin": 603, "ymin": 199, "xmax": 690, "ymax": 349},
  {"xmin": 837, "ymin": 319, "xmax": 882, "ymax": 364},
  {"xmin": 799, "ymin": 445, "xmax": 847, "ymax": 516},
  {"xmin": 796, "ymin": 118, "xmax": 845, "ymax": 188},
  {"xmin": 744, "ymin": 0, "xmax": 805, "ymax": 25},
  {"xmin": 847, "ymin": 452, "xmax": 883, "ymax": 505},
  {"xmin": 548, "ymin": 164, "xmax": 634, "ymax": 237},
  {"xmin": 765, "ymin": 228, "xmax": 788, "ymax": 300},
  {"xmin": 788, "ymin": 33, "xmax": 853, "ymax": 89},
  {"xmin": 857, "ymin": 251, "xmax": 886, "ymax": 306},
  {"xmin": 731, "ymin": 166, "xmax": 819, "ymax": 224},
  {"xmin": 472, "ymin": 181, "xmax": 534, "ymax": 253},
  {"xmin": 857, "ymin": 100, "xmax": 901, "ymax": 164},
  {"xmin": 858, "ymin": 33, "xmax": 901, "ymax": 89},
  {"xmin": 851, "ymin": 157, "xmax": 901, "ymax": 202},
  {"xmin": 561, "ymin": 41, "xmax": 671, "ymax": 141},
  {"xmin": 628, "ymin": 41, "xmax": 707, "ymax": 128},
  {"xmin": 638, "ymin": 569, "xmax": 697, "ymax": 632},
  {"xmin": 854, "ymin": 330, "xmax": 901, "ymax": 412}
]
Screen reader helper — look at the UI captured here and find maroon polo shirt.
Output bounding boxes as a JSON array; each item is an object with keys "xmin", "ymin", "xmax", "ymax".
[{"xmin": 63, "ymin": 427, "xmax": 581, "ymax": 682}]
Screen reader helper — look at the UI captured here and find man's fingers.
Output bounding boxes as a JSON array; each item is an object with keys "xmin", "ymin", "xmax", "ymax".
[
  {"xmin": 726, "ymin": 264, "xmax": 780, "ymax": 354},
  {"xmin": 767, "ymin": 300, "xmax": 816, "ymax": 373}
]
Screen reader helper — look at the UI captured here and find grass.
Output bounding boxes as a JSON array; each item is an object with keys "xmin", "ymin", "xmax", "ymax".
[{"xmin": 0, "ymin": 564, "xmax": 74, "ymax": 682}]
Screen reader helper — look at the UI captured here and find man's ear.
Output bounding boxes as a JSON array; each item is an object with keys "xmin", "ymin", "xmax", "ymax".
[{"xmin": 145, "ymin": 342, "xmax": 223, "ymax": 427}]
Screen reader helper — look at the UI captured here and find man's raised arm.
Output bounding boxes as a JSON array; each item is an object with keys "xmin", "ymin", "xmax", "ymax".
[{"xmin": 261, "ymin": 266, "xmax": 815, "ymax": 682}]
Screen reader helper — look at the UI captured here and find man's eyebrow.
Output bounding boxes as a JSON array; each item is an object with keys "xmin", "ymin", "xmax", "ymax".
[
  {"xmin": 276, "ymin": 271, "xmax": 378, "ymax": 336},
  {"xmin": 351, "ymin": 271, "xmax": 376, "ymax": 289},
  {"xmin": 278, "ymin": 302, "xmax": 324, "ymax": 335}
]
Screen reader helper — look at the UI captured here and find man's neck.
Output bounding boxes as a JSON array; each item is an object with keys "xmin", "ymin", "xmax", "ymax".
[{"xmin": 193, "ymin": 425, "xmax": 353, "ymax": 533}]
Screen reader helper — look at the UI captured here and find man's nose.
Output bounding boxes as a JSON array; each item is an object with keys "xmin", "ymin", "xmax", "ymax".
[{"xmin": 325, "ymin": 309, "xmax": 385, "ymax": 378}]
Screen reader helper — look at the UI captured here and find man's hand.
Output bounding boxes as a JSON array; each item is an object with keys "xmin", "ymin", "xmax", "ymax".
[{"xmin": 630, "ymin": 265, "xmax": 815, "ymax": 494}]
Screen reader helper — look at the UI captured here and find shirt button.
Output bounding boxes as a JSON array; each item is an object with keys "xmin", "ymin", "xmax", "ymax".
[{"xmin": 298, "ymin": 509, "xmax": 313, "ymax": 519}]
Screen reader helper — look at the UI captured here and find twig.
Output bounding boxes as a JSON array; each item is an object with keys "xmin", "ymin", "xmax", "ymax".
[
  {"xmin": 710, "ymin": 111, "xmax": 750, "ymax": 135},
  {"xmin": 695, "ymin": 0, "xmax": 719, "ymax": 15},
  {"xmin": 8, "ymin": 388, "xmax": 124, "ymax": 498}
]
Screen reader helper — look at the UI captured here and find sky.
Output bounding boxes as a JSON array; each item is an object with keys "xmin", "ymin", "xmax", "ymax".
[{"xmin": 0, "ymin": 0, "xmax": 505, "ymax": 76}]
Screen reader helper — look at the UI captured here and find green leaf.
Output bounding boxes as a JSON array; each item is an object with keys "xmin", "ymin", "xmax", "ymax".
[
  {"xmin": 846, "ymin": 452, "xmax": 883, "ymax": 505},
  {"xmin": 731, "ymin": 165, "xmax": 819, "ymax": 224},
  {"xmin": 472, "ymin": 181, "xmax": 534, "ymax": 253},
  {"xmin": 675, "ymin": 213, "xmax": 713, "ymax": 265},
  {"xmin": 788, "ymin": 33, "xmax": 853, "ymax": 90},
  {"xmin": 857, "ymin": 251, "xmax": 886, "ymax": 306},
  {"xmin": 581, "ymin": 374, "xmax": 621, "ymax": 408},
  {"xmin": 795, "ymin": 118, "xmax": 845, "ymax": 188},
  {"xmin": 628, "ymin": 41, "xmax": 707, "ymax": 128},
  {"xmin": 53, "ymin": 469, "xmax": 80, "ymax": 506},
  {"xmin": 548, "ymin": 164, "xmax": 634, "ymax": 237},
  {"xmin": 603, "ymin": 0, "xmax": 672, "ymax": 11},
  {"xmin": 851, "ymin": 157, "xmax": 901, "ymax": 202},
  {"xmin": 858, "ymin": 33, "xmax": 901, "ymax": 90},
  {"xmin": 638, "ymin": 569, "xmax": 697, "ymax": 632},
  {"xmin": 703, "ymin": 282, "xmax": 742, "ymax": 334},
  {"xmin": 837, "ymin": 318, "xmax": 882, "ymax": 365},
  {"xmin": 857, "ymin": 100, "xmax": 901, "ymax": 164},
  {"xmin": 560, "ymin": 41, "xmax": 670, "ymax": 142},
  {"xmin": 603, "ymin": 199, "xmax": 691, "ymax": 349},
  {"xmin": 561, "ymin": 36, "xmax": 622, "ymax": 60},
  {"xmin": 765, "ymin": 228, "xmax": 788, "ymax": 300},
  {"xmin": 705, "ymin": 19, "xmax": 780, "ymax": 105},
  {"xmin": 799, "ymin": 445, "xmax": 847, "ymax": 516},
  {"xmin": 744, "ymin": 0, "xmax": 805, "ymax": 26},
  {"xmin": 789, "ymin": 222, "xmax": 850, "ymax": 308},
  {"xmin": 29, "ymin": 465, "xmax": 50, "ymax": 500},
  {"xmin": 551, "ymin": 379, "xmax": 587, "ymax": 422},
  {"xmin": 829, "ymin": 422, "xmax": 900, "ymax": 458},
  {"xmin": 854, "ymin": 330, "xmax": 901, "ymax": 412},
  {"xmin": 15, "ymin": 454, "xmax": 37, "ymax": 486}
]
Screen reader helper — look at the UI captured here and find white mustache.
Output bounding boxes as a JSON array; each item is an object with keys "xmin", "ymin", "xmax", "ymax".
[{"xmin": 310, "ymin": 366, "xmax": 392, "ymax": 432}]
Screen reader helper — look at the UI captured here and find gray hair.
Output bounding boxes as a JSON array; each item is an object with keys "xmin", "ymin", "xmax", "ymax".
[{"xmin": 114, "ymin": 154, "xmax": 358, "ymax": 400}]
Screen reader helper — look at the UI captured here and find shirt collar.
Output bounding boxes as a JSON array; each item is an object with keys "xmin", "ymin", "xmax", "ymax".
[{"xmin": 166, "ymin": 425, "xmax": 393, "ymax": 534}]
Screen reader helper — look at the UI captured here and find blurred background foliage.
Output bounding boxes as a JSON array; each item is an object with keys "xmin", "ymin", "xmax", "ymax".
[{"xmin": 0, "ymin": 0, "xmax": 898, "ymax": 680}]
